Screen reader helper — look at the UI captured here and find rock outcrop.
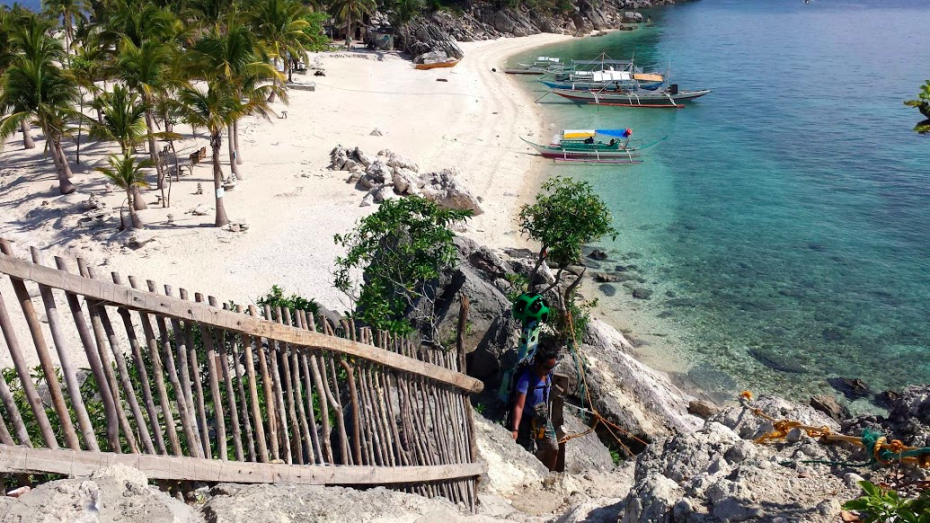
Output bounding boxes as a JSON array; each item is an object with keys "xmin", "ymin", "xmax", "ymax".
[
  {"xmin": 619, "ymin": 396, "xmax": 867, "ymax": 522},
  {"xmin": 0, "ymin": 465, "xmax": 200, "ymax": 523},
  {"xmin": 330, "ymin": 145, "xmax": 484, "ymax": 215}
]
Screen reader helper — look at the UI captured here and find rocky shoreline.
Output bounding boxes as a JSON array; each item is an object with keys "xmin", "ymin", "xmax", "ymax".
[{"xmin": 397, "ymin": 0, "xmax": 682, "ymax": 60}]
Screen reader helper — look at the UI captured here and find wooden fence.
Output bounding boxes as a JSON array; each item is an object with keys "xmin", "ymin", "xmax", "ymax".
[{"xmin": 0, "ymin": 239, "xmax": 484, "ymax": 510}]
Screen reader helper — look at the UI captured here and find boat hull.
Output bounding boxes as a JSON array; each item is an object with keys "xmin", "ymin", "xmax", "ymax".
[
  {"xmin": 415, "ymin": 60, "xmax": 460, "ymax": 70},
  {"xmin": 551, "ymin": 88, "xmax": 712, "ymax": 107},
  {"xmin": 541, "ymin": 80, "xmax": 663, "ymax": 91}
]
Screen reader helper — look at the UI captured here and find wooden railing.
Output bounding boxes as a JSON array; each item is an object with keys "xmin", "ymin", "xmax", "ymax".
[{"xmin": 0, "ymin": 239, "xmax": 484, "ymax": 509}]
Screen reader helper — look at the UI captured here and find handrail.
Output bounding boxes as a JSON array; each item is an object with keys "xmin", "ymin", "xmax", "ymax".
[{"xmin": 0, "ymin": 254, "xmax": 483, "ymax": 393}]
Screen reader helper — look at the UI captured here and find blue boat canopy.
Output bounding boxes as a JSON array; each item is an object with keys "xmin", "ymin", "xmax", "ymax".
[{"xmin": 596, "ymin": 129, "xmax": 633, "ymax": 138}]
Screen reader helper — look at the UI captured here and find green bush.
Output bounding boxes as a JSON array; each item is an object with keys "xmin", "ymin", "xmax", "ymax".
[
  {"xmin": 256, "ymin": 285, "xmax": 320, "ymax": 318},
  {"xmin": 843, "ymin": 481, "xmax": 930, "ymax": 523}
]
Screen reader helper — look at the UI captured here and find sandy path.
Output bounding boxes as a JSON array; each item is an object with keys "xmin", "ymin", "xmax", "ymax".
[{"xmin": 0, "ymin": 33, "xmax": 569, "ymax": 367}]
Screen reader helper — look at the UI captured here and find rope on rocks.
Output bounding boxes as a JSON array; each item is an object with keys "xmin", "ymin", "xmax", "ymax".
[{"xmin": 741, "ymin": 391, "xmax": 930, "ymax": 469}]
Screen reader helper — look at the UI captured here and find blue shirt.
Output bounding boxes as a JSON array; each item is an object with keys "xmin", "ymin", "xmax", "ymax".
[{"xmin": 515, "ymin": 368, "xmax": 551, "ymax": 417}]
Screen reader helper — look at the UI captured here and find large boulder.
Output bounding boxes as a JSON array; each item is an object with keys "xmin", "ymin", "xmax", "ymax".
[
  {"xmin": 0, "ymin": 465, "xmax": 199, "ymax": 523},
  {"xmin": 474, "ymin": 412, "xmax": 548, "ymax": 497},
  {"xmin": 419, "ymin": 168, "xmax": 483, "ymax": 215}
]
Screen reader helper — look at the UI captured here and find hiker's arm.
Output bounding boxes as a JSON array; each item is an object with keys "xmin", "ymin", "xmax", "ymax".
[{"xmin": 511, "ymin": 393, "xmax": 526, "ymax": 440}]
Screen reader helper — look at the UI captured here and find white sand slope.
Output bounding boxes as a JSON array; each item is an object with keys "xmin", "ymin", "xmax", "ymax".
[{"xmin": 0, "ymin": 33, "xmax": 570, "ymax": 367}]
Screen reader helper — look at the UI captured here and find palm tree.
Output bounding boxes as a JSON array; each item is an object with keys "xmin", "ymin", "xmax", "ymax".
[
  {"xmin": 249, "ymin": 0, "xmax": 312, "ymax": 86},
  {"xmin": 390, "ymin": 0, "xmax": 422, "ymax": 54},
  {"xmin": 69, "ymin": 24, "xmax": 110, "ymax": 164},
  {"xmin": 0, "ymin": 18, "xmax": 79, "ymax": 194},
  {"xmin": 331, "ymin": 0, "xmax": 376, "ymax": 48},
  {"xmin": 187, "ymin": 20, "xmax": 283, "ymax": 178},
  {"xmin": 116, "ymin": 37, "xmax": 177, "ymax": 191},
  {"xmin": 43, "ymin": 0, "xmax": 88, "ymax": 58},
  {"xmin": 95, "ymin": 153, "xmax": 152, "ymax": 230},
  {"xmin": 177, "ymin": 83, "xmax": 243, "ymax": 227},
  {"xmin": 90, "ymin": 84, "xmax": 148, "ymax": 154}
]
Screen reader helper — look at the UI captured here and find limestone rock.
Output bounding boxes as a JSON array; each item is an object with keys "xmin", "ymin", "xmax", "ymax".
[
  {"xmin": 688, "ymin": 399, "xmax": 720, "ymax": 420},
  {"xmin": 809, "ymin": 394, "xmax": 849, "ymax": 422},
  {"xmin": 419, "ymin": 168, "xmax": 483, "ymax": 215},
  {"xmin": 191, "ymin": 203, "xmax": 211, "ymax": 216},
  {"xmin": 623, "ymin": 11, "xmax": 644, "ymax": 23},
  {"xmin": 474, "ymin": 412, "xmax": 547, "ymax": 497},
  {"xmin": 377, "ymin": 149, "xmax": 419, "ymax": 173},
  {"xmin": 369, "ymin": 128, "xmax": 383, "ymax": 136},
  {"xmin": 354, "ymin": 146, "xmax": 372, "ymax": 166},
  {"xmin": 391, "ymin": 167, "xmax": 422, "ymax": 195},
  {"xmin": 329, "ymin": 145, "xmax": 350, "ymax": 170},
  {"xmin": 0, "ymin": 465, "xmax": 198, "ymax": 523},
  {"xmin": 359, "ymin": 160, "xmax": 390, "ymax": 189}
]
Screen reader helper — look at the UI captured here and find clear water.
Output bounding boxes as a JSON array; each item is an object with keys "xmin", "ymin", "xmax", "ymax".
[{"xmin": 509, "ymin": 0, "xmax": 930, "ymax": 405}]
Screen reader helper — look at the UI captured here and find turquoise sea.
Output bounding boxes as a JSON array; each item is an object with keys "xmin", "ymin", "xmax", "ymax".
[{"xmin": 509, "ymin": 0, "xmax": 930, "ymax": 407}]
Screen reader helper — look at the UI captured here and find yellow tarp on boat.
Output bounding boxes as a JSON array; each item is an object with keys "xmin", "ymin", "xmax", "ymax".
[
  {"xmin": 562, "ymin": 130, "xmax": 597, "ymax": 139},
  {"xmin": 633, "ymin": 73, "xmax": 664, "ymax": 82}
]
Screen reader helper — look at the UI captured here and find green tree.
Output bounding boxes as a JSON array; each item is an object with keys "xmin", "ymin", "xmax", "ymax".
[
  {"xmin": 95, "ymin": 154, "xmax": 153, "ymax": 230},
  {"xmin": 249, "ymin": 0, "xmax": 312, "ymax": 91},
  {"xmin": 518, "ymin": 176, "xmax": 616, "ymax": 339},
  {"xmin": 905, "ymin": 80, "xmax": 930, "ymax": 134},
  {"xmin": 186, "ymin": 20, "xmax": 282, "ymax": 178},
  {"xmin": 177, "ymin": 82, "xmax": 243, "ymax": 227},
  {"xmin": 116, "ymin": 37, "xmax": 178, "ymax": 193},
  {"xmin": 0, "ymin": 16, "xmax": 80, "ymax": 194},
  {"xmin": 331, "ymin": 0, "xmax": 377, "ymax": 47},
  {"xmin": 42, "ymin": 0, "xmax": 88, "ymax": 57},
  {"xmin": 333, "ymin": 196, "xmax": 472, "ymax": 340},
  {"xmin": 90, "ymin": 84, "xmax": 148, "ymax": 155}
]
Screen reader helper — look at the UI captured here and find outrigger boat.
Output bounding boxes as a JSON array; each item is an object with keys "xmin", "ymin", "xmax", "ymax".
[
  {"xmin": 541, "ymin": 57, "xmax": 665, "ymax": 91},
  {"xmin": 415, "ymin": 58, "xmax": 460, "ymax": 70},
  {"xmin": 521, "ymin": 128, "xmax": 666, "ymax": 163},
  {"xmin": 550, "ymin": 84, "xmax": 711, "ymax": 108},
  {"xmin": 504, "ymin": 56, "xmax": 565, "ymax": 75}
]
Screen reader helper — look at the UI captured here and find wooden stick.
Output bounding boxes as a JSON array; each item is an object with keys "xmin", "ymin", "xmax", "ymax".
[
  {"xmin": 236, "ymin": 306, "xmax": 267, "ymax": 462},
  {"xmin": 149, "ymin": 291, "xmax": 203, "ymax": 459},
  {"xmin": 340, "ymin": 358, "xmax": 363, "ymax": 466},
  {"xmin": 307, "ymin": 353, "xmax": 334, "ymax": 464},
  {"xmin": 299, "ymin": 312, "xmax": 323, "ymax": 464},
  {"xmin": 231, "ymin": 305, "xmax": 258, "ymax": 461},
  {"xmin": 381, "ymin": 371, "xmax": 409, "ymax": 466},
  {"xmin": 92, "ymin": 288, "xmax": 156, "ymax": 454},
  {"xmin": 0, "ymin": 242, "xmax": 77, "ymax": 450},
  {"xmin": 249, "ymin": 305, "xmax": 278, "ymax": 461},
  {"xmin": 194, "ymin": 293, "xmax": 227, "ymax": 461},
  {"xmin": 0, "ymin": 285, "xmax": 60, "ymax": 449},
  {"xmin": 213, "ymin": 298, "xmax": 244, "ymax": 462},
  {"xmin": 110, "ymin": 272, "xmax": 165, "ymax": 455},
  {"xmin": 177, "ymin": 289, "xmax": 209, "ymax": 458},
  {"xmin": 277, "ymin": 308, "xmax": 301, "ymax": 465},
  {"xmin": 0, "ymin": 443, "xmax": 487, "ymax": 485},
  {"xmin": 29, "ymin": 248, "xmax": 98, "ymax": 451},
  {"xmin": 293, "ymin": 312, "xmax": 318, "ymax": 465},
  {"xmin": 0, "ymin": 255, "xmax": 484, "ymax": 393},
  {"xmin": 326, "ymin": 354, "xmax": 351, "ymax": 465},
  {"xmin": 0, "ymin": 410, "xmax": 13, "ymax": 446},
  {"xmin": 264, "ymin": 306, "xmax": 291, "ymax": 463},
  {"xmin": 54, "ymin": 256, "xmax": 120, "ymax": 451},
  {"xmin": 0, "ymin": 369, "xmax": 31, "ymax": 446},
  {"xmin": 135, "ymin": 303, "xmax": 182, "ymax": 457}
]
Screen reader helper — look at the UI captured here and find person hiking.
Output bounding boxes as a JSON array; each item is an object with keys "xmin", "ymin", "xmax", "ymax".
[{"xmin": 509, "ymin": 340, "xmax": 560, "ymax": 470}]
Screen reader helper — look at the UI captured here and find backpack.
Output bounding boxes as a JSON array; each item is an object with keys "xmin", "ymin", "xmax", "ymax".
[{"xmin": 504, "ymin": 365, "xmax": 552, "ymax": 431}]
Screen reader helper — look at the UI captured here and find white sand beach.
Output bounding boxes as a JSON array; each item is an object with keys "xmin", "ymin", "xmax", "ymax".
[{"xmin": 0, "ymin": 33, "xmax": 571, "ymax": 366}]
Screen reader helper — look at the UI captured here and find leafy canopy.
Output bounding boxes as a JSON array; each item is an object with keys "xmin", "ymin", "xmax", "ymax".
[
  {"xmin": 333, "ymin": 197, "xmax": 472, "ymax": 336},
  {"xmin": 518, "ymin": 175, "xmax": 617, "ymax": 267},
  {"xmin": 904, "ymin": 80, "xmax": 930, "ymax": 134},
  {"xmin": 256, "ymin": 285, "xmax": 320, "ymax": 316}
]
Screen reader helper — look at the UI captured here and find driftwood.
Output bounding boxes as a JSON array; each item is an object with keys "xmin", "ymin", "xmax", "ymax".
[{"xmin": 0, "ymin": 240, "xmax": 482, "ymax": 510}]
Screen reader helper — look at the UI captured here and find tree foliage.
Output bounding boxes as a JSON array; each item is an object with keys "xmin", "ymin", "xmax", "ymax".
[
  {"xmin": 905, "ymin": 80, "xmax": 930, "ymax": 134},
  {"xmin": 256, "ymin": 284, "xmax": 320, "ymax": 316},
  {"xmin": 519, "ymin": 175, "xmax": 617, "ymax": 270},
  {"xmin": 333, "ymin": 197, "xmax": 472, "ymax": 339}
]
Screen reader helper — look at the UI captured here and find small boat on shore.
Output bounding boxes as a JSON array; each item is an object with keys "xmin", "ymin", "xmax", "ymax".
[
  {"xmin": 415, "ymin": 58, "xmax": 460, "ymax": 70},
  {"xmin": 521, "ymin": 129, "xmax": 666, "ymax": 163},
  {"xmin": 551, "ymin": 85, "xmax": 711, "ymax": 108}
]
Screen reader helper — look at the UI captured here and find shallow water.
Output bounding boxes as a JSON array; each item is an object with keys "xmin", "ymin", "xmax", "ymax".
[{"xmin": 509, "ymin": 0, "xmax": 930, "ymax": 406}]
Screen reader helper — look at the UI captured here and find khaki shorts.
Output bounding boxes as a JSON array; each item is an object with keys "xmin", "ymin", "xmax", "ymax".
[{"xmin": 517, "ymin": 415, "xmax": 559, "ymax": 456}]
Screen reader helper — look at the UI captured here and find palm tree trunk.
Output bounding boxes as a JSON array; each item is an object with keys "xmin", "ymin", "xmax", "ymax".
[
  {"xmin": 233, "ymin": 120, "xmax": 243, "ymax": 165},
  {"xmin": 145, "ymin": 104, "xmax": 165, "ymax": 190},
  {"xmin": 127, "ymin": 189, "xmax": 144, "ymax": 230},
  {"xmin": 227, "ymin": 124, "xmax": 241, "ymax": 180},
  {"xmin": 268, "ymin": 58, "xmax": 278, "ymax": 103},
  {"xmin": 21, "ymin": 120, "xmax": 35, "ymax": 149},
  {"xmin": 75, "ymin": 95, "xmax": 84, "ymax": 165},
  {"xmin": 46, "ymin": 132, "xmax": 75, "ymax": 195},
  {"xmin": 212, "ymin": 133, "xmax": 230, "ymax": 227},
  {"xmin": 132, "ymin": 186, "xmax": 148, "ymax": 210},
  {"xmin": 54, "ymin": 140, "xmax": 74, "ymax": 179}
]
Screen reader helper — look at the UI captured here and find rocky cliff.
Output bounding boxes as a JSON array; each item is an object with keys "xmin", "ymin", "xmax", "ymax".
[{"xmin": 397, "ymin": 0, "xmax": 682, "ymax": 61}]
